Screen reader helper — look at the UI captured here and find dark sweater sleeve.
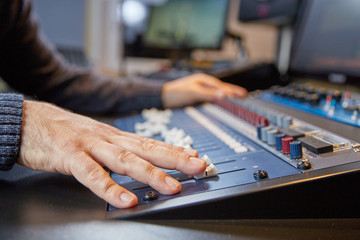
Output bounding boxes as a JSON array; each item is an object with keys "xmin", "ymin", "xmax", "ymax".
[
  {"xmin": 0, "ymin": 93, "xmax": 24, "ymax": 171},
  {"xmin": 0, "ymin": 0, "xmax": 164, "ymax": 115}
]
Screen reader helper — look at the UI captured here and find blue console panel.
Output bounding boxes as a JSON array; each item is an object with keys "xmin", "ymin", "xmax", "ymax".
[
  {"xmin": 107, "ymin": 99, "xmax": 360, "ymax": 219},
  {"xmin": 109, "ymin": 108, "xmax": 300, "ymax": 209},
  {"xmin": 259, "ymin": 84, "xmax": 360, "ymax": 128}
]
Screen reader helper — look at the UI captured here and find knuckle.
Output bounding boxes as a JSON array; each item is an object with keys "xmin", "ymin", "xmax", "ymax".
[
  {"xmin": 87, "ymin": 140, "xmax": 100, "ymax": 154},
  {"xmin": 145, "ymin": 164, "xmax": 161, "ymax": 179},
  {"xmin": 83, "ymin": 163, "xmax": 120, "ymax": 201},
  {"xmin": 141, "ymin": 137, "xmax": 162, "ymax": 148},
  {"xmin": 117, "ymin": 148, "xmax": 137, "ymax": 164},
  {"xmin": 170, "ymin": 150, "xmax": 188, "ymax": 169},
  {"xmin": 139, "ymin": 140, "xmax": 157, "ymax": 152},
  {"xmin": 62, "ymin": 137, "xmax": 82, "ymax": 153},
  {"xmin": 143, "ymin": 137, "xmax": 156, "ymax": 144},
  {"xmin": 103, "ymin": 182, "xmax": 120, "ymax": 200},
  {"xmin": 84, "ymin": 164, "xmax": 105, "ymax": 185},
  {"xmin": 171, "ymin": 150, "xmax": 184, "ymax": 161}
]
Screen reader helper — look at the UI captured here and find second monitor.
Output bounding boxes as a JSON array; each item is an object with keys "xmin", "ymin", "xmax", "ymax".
[{"xmin": 123, "ymin": 0, "xmax": 229, "ymax": 59}]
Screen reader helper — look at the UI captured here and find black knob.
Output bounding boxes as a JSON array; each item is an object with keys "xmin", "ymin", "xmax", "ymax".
[
  {"xmin": 297, "ymin": 160, "xmax": 312, "ymax": 170},
  {"xmin": 285, "ymin": 88, "xmax": 297, "ymax": 98},
  {"xmin": 253, "ymin": 170, "xmax": 269, "ymax": 180},
  {"xmin": 297, "ymin": 84, "xmax": 309, "ymax": 92},
  {"xmin": 306, "ymin": 93, "xmax": 320, "ymax": 106},
  {"xmin": 316, "ymin": 88, "xmax": 327, "ymax": 100},
  {"xmin": 295, "ymin": 91, "xmax": 307, "ymax": 102},
  {"xmin": 143, "ymin": 191, "xmax": 159, "ymax": 201},
  {"xmin": 332, "ymin": 90, "xmax": 342, "ymax": 102},
  {"xmin": 304, "ymin": 85, "xmax": 316, "ymax": 94}
]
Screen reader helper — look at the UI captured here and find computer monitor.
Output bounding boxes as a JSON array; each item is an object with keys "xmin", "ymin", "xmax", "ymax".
[
  {"xmin": 238, "ymin": 0, "xmax": 300, "ymax": 25},
  {"xmin": 289, "ymin": 0, "xmax": 360, "ymax": 86},
  {"xmin": 123, "ymin": 0, "xmax": 229, "ymax": 59}
]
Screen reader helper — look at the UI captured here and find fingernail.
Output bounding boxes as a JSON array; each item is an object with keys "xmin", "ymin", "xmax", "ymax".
[
  {"xmin": 190, "ymin": 157, "xmax": 206, "ymax": 167},
  {"xmin": 165, "ymin": 176, "xmax": 180, "ymax": 189},
  {"xmin": 183, "ymin": 148, "xmax": 198, "ymax": 156},
  {"xmin": 120, "ymin": 192, "xmax": 134, "ymax": 203}
]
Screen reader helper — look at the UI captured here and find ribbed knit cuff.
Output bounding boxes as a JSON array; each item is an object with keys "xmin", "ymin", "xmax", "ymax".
[{"xmin": 0, "ymin": 93, "xmax": 24, "ymax": 171}]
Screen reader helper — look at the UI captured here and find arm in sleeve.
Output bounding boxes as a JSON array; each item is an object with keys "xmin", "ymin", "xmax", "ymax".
[{"xmin": 0, "ymin": 0, "xmax": 164, "ymax": 115}]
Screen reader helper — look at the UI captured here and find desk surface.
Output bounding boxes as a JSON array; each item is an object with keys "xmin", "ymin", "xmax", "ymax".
[
  {"xmin": 1, "ymin": 110, "xmax": 360, "ymax": 240},
  {"xmin": 1, "ymin": 165, "xmax": 360, "ymax": 240}
]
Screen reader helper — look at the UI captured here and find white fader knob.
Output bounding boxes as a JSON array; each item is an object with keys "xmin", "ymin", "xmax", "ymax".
[{"xmin": 194, "ymin": 155, "xmax": 219, "ymax": 180}]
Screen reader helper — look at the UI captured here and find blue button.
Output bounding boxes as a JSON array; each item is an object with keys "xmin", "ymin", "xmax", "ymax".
[
  {"xmin": 290, "ymin": 140, "xmax": 303, "ymax": 159},
  {"xmin": 275, "ymin": 133, "xmax": 286, "ymax": 150}
]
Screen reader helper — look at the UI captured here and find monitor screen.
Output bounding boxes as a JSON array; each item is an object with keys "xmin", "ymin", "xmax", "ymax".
[
  {"xmin": 238, "ymin": 0, "xmax": 299, "ymax": 25},
  {"xmin": 289, "ymin": 0, "xmax": 360, "ymax": 85},
  {"xmin": 123, "ymin": 0, "xmax": 229, "ymax": 59}
]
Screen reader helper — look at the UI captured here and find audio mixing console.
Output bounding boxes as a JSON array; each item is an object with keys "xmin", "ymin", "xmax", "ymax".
[
  {"xmin": 107, "ymin": 92, "xmax": 360, "ymax": 219},
  {"xmin": 260, "ymin": 82, "xmax": 360, "ymax": 127}
]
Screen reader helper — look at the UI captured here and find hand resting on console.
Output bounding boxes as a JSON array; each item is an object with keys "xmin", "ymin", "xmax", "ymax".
[{"xmin": 16, "ymin": 73, "xmax": 247, "ymax": 209}]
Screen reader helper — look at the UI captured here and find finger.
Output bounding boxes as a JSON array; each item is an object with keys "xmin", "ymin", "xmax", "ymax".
[
  {"xmin": 193, "ymin": 85, "xmax": 222, "ymax": 102},
  {"xmin": 95, "ymin": 114, "xmax": 200, "ymax": 159},
  {"xmin": 99, "ymin": 123, "xmax": 199, "ymax": 157},
  {"xmin": 109, "ymin": 136, "xmax": 206, "ymax": 175},
  {"xmin": 199, "ymin": 79, "xmax": 247, "ymax": 99},
  {"xmin": 110, "ymin": 131, "xmax": 199, "ymax": 157},
  {"xmin": 194, "ymin": 76, "xmax": 248, "ymax": 98},
  {"xmin": 70, "ymin": 152, "xmax": 138, "ymax": 209},
  {"xmin": 222, "ymin": 82, "xmax": 248, "ymax": 98},
  {"xmin": 88, "ymin": 142, "xmax": 182, "ymax": 195}
]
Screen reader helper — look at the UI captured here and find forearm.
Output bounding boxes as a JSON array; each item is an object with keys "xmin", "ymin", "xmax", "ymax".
[{"xmin": 29, "ymin": 65, "xmax": 165, "ymax": 114}]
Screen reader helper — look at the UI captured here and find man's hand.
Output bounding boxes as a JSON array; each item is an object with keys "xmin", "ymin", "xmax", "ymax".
[
  {"xmin": 162, "ymin": 73, "xmax": 247, "ymax": 108},
  {"xmin": 18, "ymin": 101, "xmax": 207, "ymax": 209}
]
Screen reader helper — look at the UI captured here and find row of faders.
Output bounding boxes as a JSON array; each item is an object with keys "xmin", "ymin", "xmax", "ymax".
[{"xmin": 212, "ymin": 97, "xmax": 360, "ymax": 172}]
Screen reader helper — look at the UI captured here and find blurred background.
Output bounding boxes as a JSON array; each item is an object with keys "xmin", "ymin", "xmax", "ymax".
[{"xmin": 31, "ymin": 0, "xmax": 297, "ymax": 80}]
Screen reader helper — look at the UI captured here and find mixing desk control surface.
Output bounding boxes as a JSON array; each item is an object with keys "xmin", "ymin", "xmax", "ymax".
[
  {"xmin": 107, "ymin": 96, "xmax": 360, "ymax": 219},
  {"xmin": 261, "ymin": 83, "xmax": 360, "ymax": 127}
]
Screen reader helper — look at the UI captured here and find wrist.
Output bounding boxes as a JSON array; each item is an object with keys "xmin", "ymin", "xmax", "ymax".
[{"xmin": 161, "ymin": 82, "xmax": 171, "ymax": 109}]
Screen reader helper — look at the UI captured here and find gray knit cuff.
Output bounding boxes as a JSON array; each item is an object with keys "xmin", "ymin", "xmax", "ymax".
[{"xmin": 0, "ymin": 93, "xmax": 24, "ymax": 171}]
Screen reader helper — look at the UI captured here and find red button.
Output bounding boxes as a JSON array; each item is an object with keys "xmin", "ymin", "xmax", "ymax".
[{"xmin": 282, "ymin": 137, "xmax": 293, "ymax": 154}]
